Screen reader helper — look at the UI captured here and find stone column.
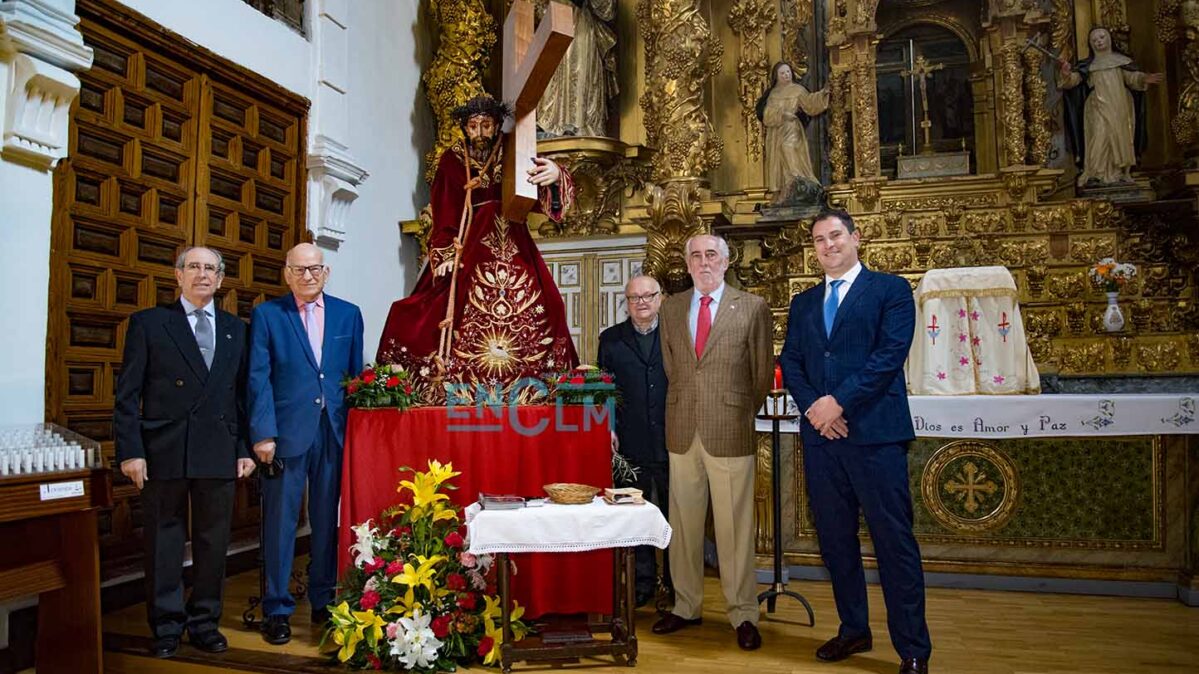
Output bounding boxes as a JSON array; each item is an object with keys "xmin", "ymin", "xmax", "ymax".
[{"xmin": 0, "ymin": 0, "xmax": 92, "ymax": 424}]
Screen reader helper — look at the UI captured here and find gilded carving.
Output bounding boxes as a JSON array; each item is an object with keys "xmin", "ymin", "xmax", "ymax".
[
  {"xmin": 1070, "ymin": 199, "xmax": 1091, "ymax": 229},
  {"xmin": 883, "ymin": 207, "xmax": 904, "ymax": 239},
  {"xmin": 827, "ymin": 0, "xmax": 849, "ymax": 47},
  {"xmin": 853, "ymin": 0, "xmax": 880, "ymax": 31},
  {"xmin": 885, "ymin": 194, "xmax": 997, "ymax": 211},
  {"xmin": 1045, "ymin": 271, "xmax": 1088, "ymax": 299},
  {"xmin": 866, "ymin": 244, "xmax": 913, "ymax": 272},
  {"xmin": 1025, "ymin": 309, "xmax": 1061, "ymax": 340},
  {"xmin": 1009, "ymin": 202, "xmax": 1030, "ymax": 231},
  {"xmin": 1131, "ymin": 299, "xmax": 1153, "ymax": 333},
  {"xmin": 854, "ymin": 214, "xmax": 885, "ymax": 240},
  {"xmin": 1025, "ymin": 263, "xmax": 1046, "ymax": 296},
  {"xmin": 1099, "ymin": 0, "xmax": 1131, "ymax": 54},
  {"xmin": 943, "ymin": 200, "xmax": 964, "ymax": 234},
  {"xmin": 1023, "ymin": 45, "xmax": 1052, "ymax": 166},
  {"xmin": 1156, "ymin": 0, "xmax": 1199, "ymax": 148},
  {"xmin": 906, "ymin": 214, "xmax": 940, "ymax": 239},
  {"xmin": 1051, "ymin": 0, "xmax": 1075, "ymax": 65},
  {"xmin": 1065, "ymin": 301, "xmax": 1088, "ymax": 335},
  {"xmin": 539, "ymin": 154, "xmax": 651, "ymax": 237},
  {"xmin": 754, "ymin": 433, "xmax": 773, "ymax": 550},
  {"xmin": 423, "ymin": 0, "xmax": 496, "ymax": 183},
  {"xmin": 643, "ymin": 180, "xmax": 708, "ymax": 292},
  {"xmin": 1070, "ymin": 236, "xmax": 1117, "ymax": 263},
  {"xmin": 728, "ymin": 0, "xmax": 777, "ymax": 163},
  {"xmin": 1003, "ymin": 169, "xmax": 1029, "ymax": 202},
  {"xmin": 853, "ymin": 179, "xmax": 882, "ymax": 209},
  {"xmin": 1110, "ymin": 335, "xmax": 1134, "ymax": 368},
  {"xmin": 1059, "ymin": 341, "xmax": 1106, "ymax": 372},
  {"xmin": 963, "ymin": 210, "xmax": 1007, "ymax": 234},
  {"xmin": 829, "ymin": 69, "xmax": 851, "ymax": 183},
  {"xmin": 1000, "ymin": 39, "xmax": 1027, "ymax": 167},
  {"xmin": 1136, "ymin": 342, "xmax": 1182, "ymax": 372},
  {"xmin": 779, "ymin": 0, "xmax": 814, "ymax": 82},
  {"xmin": 1188, "ymin": 333, "xmax": 1199, "ymax": 365},
  {"xmin": 996, "ymin": 239, "xmax": 1047, "ymax": 267},
  {"xmin": 851, "ymin": 58, "xmax": 882, "ymax": 178},
  {"xmin": 639, "ymin": 0, "xmax": 724, "ymax": 181},
  {"xmin": 1031, "ymin": 205, "xmax": 1069, "ymax": 232}
]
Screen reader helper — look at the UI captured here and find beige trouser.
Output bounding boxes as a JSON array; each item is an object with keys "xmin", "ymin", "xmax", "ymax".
[{"xmin": 667, "ymin": 433, "xmax": 759, "ymax": 627}]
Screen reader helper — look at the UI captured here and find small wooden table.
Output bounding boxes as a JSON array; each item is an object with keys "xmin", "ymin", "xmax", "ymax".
[{"xmin": 466, "ymin": 499, "xmax": 672, "ymax": 672}]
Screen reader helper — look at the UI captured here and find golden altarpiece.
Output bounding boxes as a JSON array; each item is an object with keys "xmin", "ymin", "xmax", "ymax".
[{"xmin": 410, "ymin": 0, "xmax": 1199, "ymax": 602}]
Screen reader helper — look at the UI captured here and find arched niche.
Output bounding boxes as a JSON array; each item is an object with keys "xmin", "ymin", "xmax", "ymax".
[{"xmin": 875, "ymin": 20, "xmax": 983, "ymax": 177}]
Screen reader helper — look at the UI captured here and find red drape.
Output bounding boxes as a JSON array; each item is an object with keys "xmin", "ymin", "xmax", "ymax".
[{"xmin": 338, "ymin": 406, "xmax": 613, "ymax": 617}]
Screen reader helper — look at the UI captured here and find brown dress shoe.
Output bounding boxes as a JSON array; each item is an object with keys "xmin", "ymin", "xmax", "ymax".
[
  {"xmin": 735, "ymin": 621, "xmax": 761, "ymax": 650},
  {"xmin": 815, "ymin": 633, "xmax": 873, "ymax": 661},
  {"xmin": 651, "ymin": 613, "xmax": 702, "ymax": 634},
  {"xmin": 898, "ymin": 657, "xmax": 929, "ymax": 674}
]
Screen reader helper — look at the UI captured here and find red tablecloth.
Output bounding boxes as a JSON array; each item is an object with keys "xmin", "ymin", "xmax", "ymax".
[{"xmin": 338, "ymin": 405, "xmax": 613, "ymax": 617}]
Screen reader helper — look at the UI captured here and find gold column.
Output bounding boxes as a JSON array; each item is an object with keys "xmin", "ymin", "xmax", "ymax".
[
  {"xmin": 422, "ymin": 0, "xmax": 497, "ymax": 182},
  {"xmin": 1024, "ymin": 35, "xmax": 1052, "ymax": 166},
  {"xmin": 829, "ymin": 68, "xmax": 851, "ymax": 184},
  {"xmin": 1157, "ymin": 0, "xmax": 1199, "ymax": 155},
  {"xmin": 834, "ymin": 0, "xmax": 881, "ymax": 183},
  {"xmin": 999, "ymin": 37, "xmax": 1027, "ymax": 167},
  {"xmin": 728, "ymin": 0, "xmax": 776, "ymax": 165},
  {"xmin": 1098, "ymin": 0, "xmax": 1131, "ymax": 54},
  {"xmin": 638, "ymin": 0, "xmax": 723, "ymax": 292},
  {"xmin": 779, "ymin": 0, "xmax": 814, "ymax": 79}
]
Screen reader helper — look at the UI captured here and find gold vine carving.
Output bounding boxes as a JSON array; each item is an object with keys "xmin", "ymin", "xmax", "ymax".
[{"xmin": 728, "ymin": 0, "xmax": 776, "ymax": 163}]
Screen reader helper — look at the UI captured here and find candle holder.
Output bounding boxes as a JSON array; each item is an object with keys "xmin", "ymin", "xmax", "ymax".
[{"xmin": 755, "ymin": 389, "xmax": 814, "ymax": 624}]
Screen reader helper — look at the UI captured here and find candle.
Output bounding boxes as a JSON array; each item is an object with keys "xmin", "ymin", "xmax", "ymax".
[{"xmin": 773, "ymin": 363, "xmax": 783, "ymax": 391}]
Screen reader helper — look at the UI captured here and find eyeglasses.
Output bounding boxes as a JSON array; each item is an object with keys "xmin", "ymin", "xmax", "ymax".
[
  {"xmin": 182, "ymin": 262, "xmax": 222, "ymax": 275},
  {"xmin": 625, "ymin": 292, "xmax": 660, "ymax": 304},
  {"xmin": 287, "ymin": 264, "xmax": 326, "ymax": 277}
]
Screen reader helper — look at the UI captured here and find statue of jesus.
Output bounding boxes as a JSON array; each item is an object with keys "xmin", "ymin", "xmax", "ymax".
[{"xmin": 376, "ymin": 95, "xmax": 579, "ymax": 400}]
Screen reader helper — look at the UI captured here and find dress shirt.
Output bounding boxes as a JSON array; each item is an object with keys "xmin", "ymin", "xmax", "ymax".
[
  {"xmin": 688, "ymin": 282, "xmax": 726, "ymax": 345},
  {"xmin": 294, "ymin": 293, "xmax": 325, "ymax": 355},
  {"xmin": 823, "ymin": 261, "xmax": 863, "ymax": 306},
  {"xmin": 180, "ymin": 296, "xmax": 216, "ymax": 351}
]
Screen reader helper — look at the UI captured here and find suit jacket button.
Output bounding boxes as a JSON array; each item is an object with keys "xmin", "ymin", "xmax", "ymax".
[
  {"xmin": 824, "ymin": 351, "xmax": 831, "ymax": 357},
  {"xmin": 175, "ymin": 379, "xmax": 184, "ymax": 387},
  {"xmin": 315, "ymin": 397, "xmax": 322, "ymax": 405},
  {"xmin": 319, "ymin": 373, "xmax": 325, "ymax": 380}
]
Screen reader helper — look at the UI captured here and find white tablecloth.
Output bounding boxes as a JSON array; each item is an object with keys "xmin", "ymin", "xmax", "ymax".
[
  {"xmin": 465, "ymin": 498, "xmax": 672, "ymax": 555},
  {"xmin": 756, "ymin": 394, "xmax": 1198, "ymax": 438}
]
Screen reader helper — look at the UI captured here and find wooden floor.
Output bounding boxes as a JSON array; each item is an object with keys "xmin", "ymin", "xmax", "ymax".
[{"xmin": 101, "ymin": 564, "xmax": 1199, "ymax": 674}]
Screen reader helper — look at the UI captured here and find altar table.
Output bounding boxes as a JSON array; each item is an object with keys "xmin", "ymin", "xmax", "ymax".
[{"xmin": 338, "ymin": 405, "xmax": 614, "ymax": 617}]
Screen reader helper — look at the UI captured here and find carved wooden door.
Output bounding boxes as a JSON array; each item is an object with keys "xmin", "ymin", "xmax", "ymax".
[{"xmin": 46, "ymin": 0, "xmax": 308, "ymax": 574}]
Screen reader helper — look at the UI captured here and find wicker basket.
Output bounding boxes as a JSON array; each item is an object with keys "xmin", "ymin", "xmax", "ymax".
[{"xmin": 543, "ymin": 482, "xmax": 599, "ymax": 505}]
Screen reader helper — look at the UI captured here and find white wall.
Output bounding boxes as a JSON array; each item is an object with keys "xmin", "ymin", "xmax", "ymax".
[
  {"xmin": 116, "ymin": 0, "xmax": 313, "ymax": 98},
  {"xmin": 321, "ymin": 0, "xmax": 431, "ymax": 358}
]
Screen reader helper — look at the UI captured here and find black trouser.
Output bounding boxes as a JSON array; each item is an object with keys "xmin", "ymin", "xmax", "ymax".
[
  {"xmin": 141, "ymin": 477, "xmax": 236, "ymax": 638},
  {"xmin": 620, "ymin": 460, "xmax": 671, "ymax": 596}
]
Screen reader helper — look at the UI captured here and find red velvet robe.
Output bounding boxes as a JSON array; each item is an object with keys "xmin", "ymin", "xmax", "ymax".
[{"xmin": 377, "ymin": 143, "xmax": 579, "ymax": 400}]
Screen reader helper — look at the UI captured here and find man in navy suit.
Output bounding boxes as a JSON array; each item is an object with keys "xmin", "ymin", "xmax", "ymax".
[
  {"xmin": 114, "ymin": 246, "xmax": 256, "ymax": 658},
  {"xmin": 779, "ymin": 209, "xmax": 931, "ymax": 674},
  {"xmin": 248, "ymin": 242, "xmax": 363, "ymax": 644}
]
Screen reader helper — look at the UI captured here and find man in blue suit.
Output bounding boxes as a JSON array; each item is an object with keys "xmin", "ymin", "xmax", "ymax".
[
  {"xmin": 249, "ymin": 242, "xmax": 364, "ymax": 644},
  {"xmin": 779, "ymin": 209, "xmax": 931, "ymax": 674}
]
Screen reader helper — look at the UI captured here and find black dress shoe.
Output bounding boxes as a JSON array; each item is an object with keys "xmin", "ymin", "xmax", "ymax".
[
  {"xmin": 735, "ymin": 621, "xmax": 761, "ymax": 650},
  {"xmin": 261, "ymin": 614, "xmax": 291, "ymax": 645},
  {"xmin": 815, "ymin": 633, "xmax": 873, "ymax": 661},
  {"xmin": 151, "ymin": 635, "xmax": 179, "ymax": 658},
  {"xmin": 651, "ymin": 613, "xmax": 702, "ymax": 634},
  {"xmin": 899, "ymin": 657, "xmax": 929, "ymax": 674},
  {"xmin": 188, "ymin": 629, "xmax": 228, "ymax": 653},
  {"xmin": 312, "ymin": 607, "xmax": 332, "ymax": 625}
]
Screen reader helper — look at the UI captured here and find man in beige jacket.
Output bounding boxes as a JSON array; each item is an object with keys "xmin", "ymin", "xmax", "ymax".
[{"xmin": 653, "ymin": 234, "xmax": 774, "ymax": 650}]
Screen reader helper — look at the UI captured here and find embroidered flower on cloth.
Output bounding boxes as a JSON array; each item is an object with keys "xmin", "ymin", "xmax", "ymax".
[
  {"xmin": 993, "ymin": 375, "xmax": 1006, "ymax": 384},
  {"xmin": 936, "ymin": 372, "xmax": 947, "ymax": 380},
  {"xmin": 959, "ymin": 357, "xmax": 970, "ymax": 366}
]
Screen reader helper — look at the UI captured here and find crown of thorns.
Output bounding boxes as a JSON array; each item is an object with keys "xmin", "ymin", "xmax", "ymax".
[{"xmin": 451, "ymin": 96, "xmax": 511, "ymax": 126}]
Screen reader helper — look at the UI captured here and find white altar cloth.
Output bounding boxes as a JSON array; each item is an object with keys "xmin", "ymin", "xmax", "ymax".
[
  {"xmin": 755, "ymin": 394, "xmax": 1198, "ymax": 438},
  {"xmin": 465, "ymin": 498, "xmax": 672, "ymax": 555}
]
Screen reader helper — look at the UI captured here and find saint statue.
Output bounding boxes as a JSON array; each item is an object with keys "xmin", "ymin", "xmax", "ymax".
[
  {"xmin": 1060, "ymin": 26, "xmax": 1163, "ymax": 186},
  {"xmin": 536, "ymin": 0, "xmax": 618, "ymax": 137},
  {"xmin": 377, "ymin": 95, "xmax": 579, "ymax": 399},
  {"xmin": 756, "ymin": 61, "xmax": 829, "ymax": 204}
]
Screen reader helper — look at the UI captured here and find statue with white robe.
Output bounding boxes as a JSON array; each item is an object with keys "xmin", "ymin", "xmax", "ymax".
[
  {"xmin": 756, "ymin": 62, "xmax": 829, "ymax": 204},
  {"xmin": 536, "ymin": 0, "xmax": 617, "ymax": 137}
]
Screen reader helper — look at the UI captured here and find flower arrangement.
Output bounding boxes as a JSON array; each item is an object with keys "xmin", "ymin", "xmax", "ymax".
[
  {"xmin": 1088, "ymin": 258, "xmax": 1137, "ymax": 293},
  {"xmin": 322, "ymin": 461, "xmax": 529, "ymax": 670},
  {"xmin": 344, "ymin": 364, "xmax": 419, "ymax": 410},
  {"xmin": 544, "ymin": 364, "xmax": 620, "ymax": 406}
]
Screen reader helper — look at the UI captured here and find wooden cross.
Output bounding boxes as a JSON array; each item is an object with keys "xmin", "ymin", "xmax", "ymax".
[{"xmin": 502, "ymin": 0, "xmax": 574, "ymax": 222}]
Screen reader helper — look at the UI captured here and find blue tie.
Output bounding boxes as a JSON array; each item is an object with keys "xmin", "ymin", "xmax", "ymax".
[{"xmin": 824, "ymin": 279, "xmax": 845, "ymax": 338}]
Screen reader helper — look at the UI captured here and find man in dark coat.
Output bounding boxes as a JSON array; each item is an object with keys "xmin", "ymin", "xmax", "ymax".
[
  {"xmin": 596, "ymin": 274, "xmax": 670, "ymax": 607},
  {"xmin": 114, "ymin": 246, "xmax": 256, "ymax": 658}
]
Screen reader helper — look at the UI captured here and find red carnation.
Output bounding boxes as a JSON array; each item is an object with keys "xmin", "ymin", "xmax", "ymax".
[
  {"xmin": 457, "ymin": 593, "xmax": 477, "ymax": 610},
  {"xmin": 600, "ymin": 374, "xmax": 613, "ymax": 383},
  {"xmin": 431, "ymin": 613, "xmax": 453, "ymax": 638},
  {"xmin": 362, "ymin": 371, "xmax": 377, "ymax": 385},
  {"xmin": 477, "ymin": 636, "xmax": 494, "ymax": 657},
  {"xmin": 386, "ymin": 375, "xmax": 399, "ymax": 388},
  {"xmin": 359, "ymin": 590, "xmax": 381, "ymax": 611},
  {"xmin": 366, "ymin": 653, "xmax": 382, "ymax": 670},
  {"xmin": 386, "ymin": 559, "xmax": 404, "ymax": 576},
  {"xmin": 446, "ymin": 573, "xmax": 467, "ymax": 591},
  {"xmin": 347, "ymin": 381, "xmax": 360, "ymax": 395},
  {"xmin": 363, "ymin": 557, "xmax": 385, "ymax": 574},
  {"xmin": 444, "ymin": 531, "xmax": 464, "ymax": 548},
  {"xmin": 570, "ymin": 375, "xmax": 585, "ymax": 385},
  {"xmin": 558, "ymin": 374, "xmax": 568, "ymax": 383}
]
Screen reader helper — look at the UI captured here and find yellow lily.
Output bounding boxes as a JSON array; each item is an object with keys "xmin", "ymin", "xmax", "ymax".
[
  {"xmin": 327, "ymin": 602, "xmax": 385, "ymax": 663},
  {"xmin": 482, "ymin": 595, "xmax": 527, "ymax": 641},
  {"xmin": 399, "ymin": 471, "xmax": 450, "ymax": 510},
  {"xmin": 425, "ymin": 459, "xmax": 461, "ymax": 487},
  {"xmin": 480, "ymin": 616, "xmax": 504, "ymax": 666},
  {"xmin": 385, "ymin": 588, "xmax": 423, "ymax": 619},
  {"xmin": 392, "ymin": 554, "xmax": 446, "ymax": 598}
]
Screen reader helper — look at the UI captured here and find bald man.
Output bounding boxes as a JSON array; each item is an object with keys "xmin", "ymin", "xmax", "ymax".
[{"xmin": 248, "ymin": 243, "xmax": 363, "ymax": 644}]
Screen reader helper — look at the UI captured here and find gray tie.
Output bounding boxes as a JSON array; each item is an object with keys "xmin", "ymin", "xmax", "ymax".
[{"xmin": 194, "ymin": 309, "xmax": 214, "ymax": 369}]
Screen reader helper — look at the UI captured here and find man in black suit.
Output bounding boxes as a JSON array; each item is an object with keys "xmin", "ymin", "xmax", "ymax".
[
  {"xmin": 114, "ymin": 246, "xmax": 256, "ymax": 658},
  {"xmin": 597, "ymin": 274, "xmax": 671, "ymax": 608}
]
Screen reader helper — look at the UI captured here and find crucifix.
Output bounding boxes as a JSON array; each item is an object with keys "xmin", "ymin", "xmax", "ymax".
[
  {"xmin": 502, "ymin": 0, "xmax": 574, "ymax": 222},
  {"xmin": 900, "ymin": 54, "xmax": 944, "ymax": 155}
]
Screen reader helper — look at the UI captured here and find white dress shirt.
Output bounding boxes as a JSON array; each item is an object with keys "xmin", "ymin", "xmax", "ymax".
[
  {"xmin": 688, "ymin": 282, "xmax": 726, "ymax": 344},
  {"xmin": 823, "ymin": 261, "xmax": 863, "ymax": 305},
  {"xmin": 180, "ymin": 296, "xmax": 216, "ymax": 342}
]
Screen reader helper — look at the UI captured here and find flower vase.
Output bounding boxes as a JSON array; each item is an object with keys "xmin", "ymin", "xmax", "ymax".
[{"xmin": 1103, "ymin": 291, "xmax": 1125, "ymax": 332}]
